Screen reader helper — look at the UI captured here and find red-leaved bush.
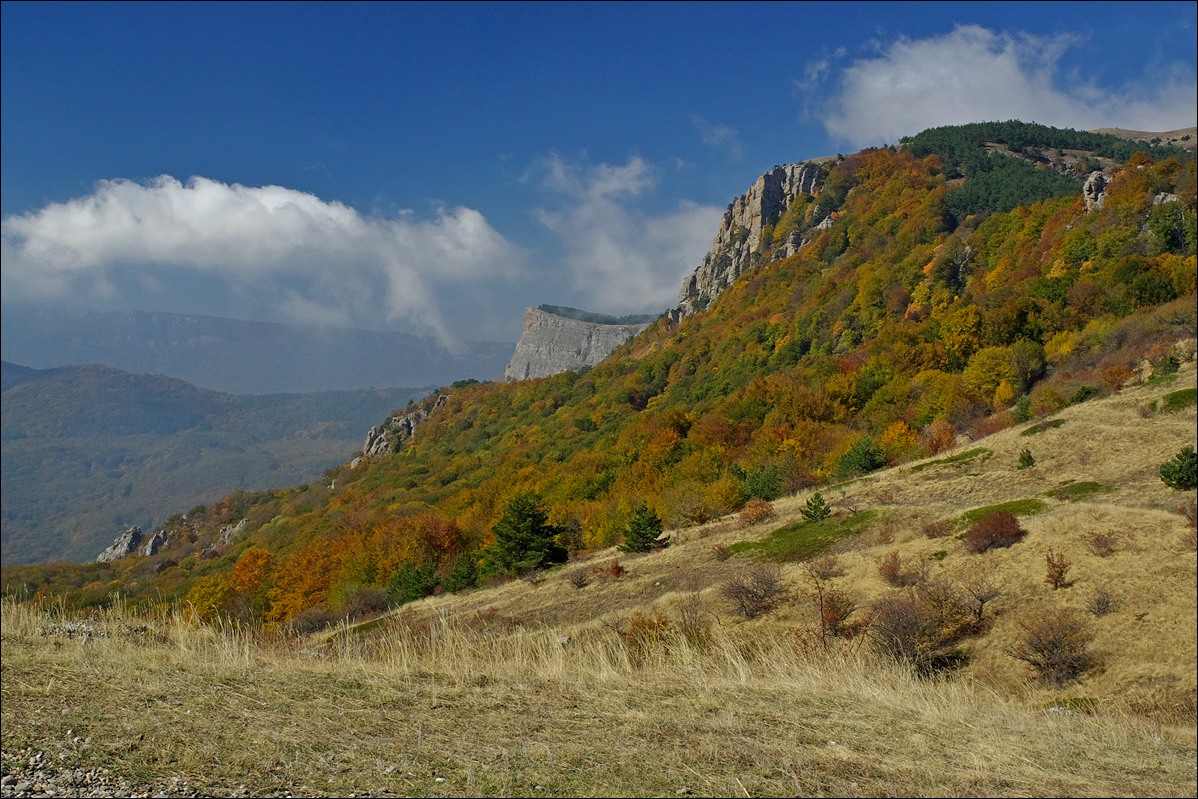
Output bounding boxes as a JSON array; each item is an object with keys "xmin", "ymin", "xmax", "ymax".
[{"xmin": 963, "ymin": 511, "xmax": 1026, "ymax": 554}]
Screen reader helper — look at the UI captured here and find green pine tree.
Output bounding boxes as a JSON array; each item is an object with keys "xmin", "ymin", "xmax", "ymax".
[
  {"xmin": 801, "ymin": 491, "xmax": 831, "ymax": 522},
  {"xmin": 1160, "ymin": 445, "xmax": 1197, "ymax": 490},
  {"xmin": 482, "ymin": 491, "xmax": 568, "ymax": 576},
  {"xmin": 618, "ymin": 502, "xmax": 669, "ymax": 553}
]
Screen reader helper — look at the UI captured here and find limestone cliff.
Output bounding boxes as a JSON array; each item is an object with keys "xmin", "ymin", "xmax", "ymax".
[
  {"xmin": 672, "ymin": 160, "xmax": 829, "ymax": 321},
  {"xmin": 504, "ymin": 308, "xmax": 651, "ymax": 381}
]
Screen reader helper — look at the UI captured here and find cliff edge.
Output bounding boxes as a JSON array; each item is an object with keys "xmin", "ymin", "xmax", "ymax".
[{"xmin": 503, "ymin": 307, "xmax": 652, "ymax": 381}]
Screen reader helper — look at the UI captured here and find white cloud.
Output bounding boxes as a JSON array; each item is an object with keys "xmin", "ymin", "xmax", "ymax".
[
  {"xmin": 0, "ymin": 175, "xmax": 523, "ymax": 341},
  {"xmin": 534, "ymin": 156, "xmax": 723, "ymax": 313},
  {"xmin": 814, "ymin": 24, "xmax": 1198, "ymax": 148},
  {"xmin": 691, "ymin": 115, "xmax": 743, "ymax": 160}
]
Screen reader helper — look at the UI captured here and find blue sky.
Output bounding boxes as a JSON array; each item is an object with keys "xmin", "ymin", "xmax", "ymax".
[{"xmin": 2, "ymin": 1, "xmax": 1195, "ymax": 343}]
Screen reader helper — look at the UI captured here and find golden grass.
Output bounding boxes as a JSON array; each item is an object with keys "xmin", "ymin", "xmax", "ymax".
[
  {"xmin": 3, "ymin": 599, "xmax": 1196, "ymax": 797},
  {"xmin": 3, "ymin": 364, "xmax": 1196, "ymax": 796}
]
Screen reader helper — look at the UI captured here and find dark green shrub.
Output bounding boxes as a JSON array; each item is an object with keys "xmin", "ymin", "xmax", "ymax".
[
  {"xmin": 442, "ymin": 551, "xmax": 480, "ymax": 593},
  {"xmin": 1070, "ymin": 385, "xmax": 1102, "ymax": 404},
  {"xmin": 1160, "ymin": 445, "xmax": 1197, "ymax": 491},
  {"xmin": 619, "ymin": 502, "xmax": 669, "ymax": 553},
  {"xmin": 743, "ymin": 464, "xmax": 783, "ymax": 501},
  {"xmin": 801, "ymin": 491, "xmax": 831, "ymax": 522},
  {"xmin": 1011, "ymin": 395, "xmax": 1032, "ymax": 423},
  {"xmin": 838, "ymin": 436, "xmax": 886, "ymax": 476},
  {"xmin": 1018, "ymin": 448, "xmax": 1036, "ymax": 469},
  {"xmin": 387, "ymin": 561, "xmax": 438, "ymax": 605},
  {"xmin": 1154, "ymin": 354, "xmax": 1180, "ymax": 377}
]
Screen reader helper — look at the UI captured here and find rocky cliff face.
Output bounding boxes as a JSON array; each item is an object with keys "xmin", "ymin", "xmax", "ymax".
[
  {"xmin": 672, "ymin": 160, "xmax": 828, "ymax": 321},
  {"xmin": 504, "ymin": 308, "xmax": 651, "ymax": 381}
]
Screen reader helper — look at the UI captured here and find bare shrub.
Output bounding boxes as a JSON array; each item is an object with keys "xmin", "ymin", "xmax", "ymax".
[
  {"xmin": 868, "ymin": 593, "xmax": 948, "ymax": 674},
  {"xmin": 1082, "ymin": 530, "xmax": 1118, "ymax": 558},
  {"xmin": 590, "ymin": 559, "xmax": 626, "ymax": 582},
  {"xmin": 739, "ymin": 497, "xmax": 776, "ymax": 527},
  {"xmin": 804, "ymin": 553, "xmax": 842, "ymax": 581},
  {"xmin": 878, "ymin": 551, "xmax": 925, "ymax": 587},
  {"xmin": 963, "ymin": 511, "xmax": 1027, "ymax": 554},
  {"xmin": 1008, "ymin": 609, "xmax": 1096, "ymax": 686},
  {"xmin": 285, "ymin": 607, "xmax": 339, "ymax": 636},
  {"xmin": 922, "ymin": 518, "xmax": 953, "ymax": 539},
  {"xmin": 1180, "ymin": 496, "xmax": 1197, "ymax": 539},
  {"xmin": 567, "ymin": 568, "xmax": 591, "ymax": 590},
  {"xmin": 815, "ymin": 585, "xmax": 857, "ymax": 640},
  {"xmin": 711, "ymin": 543, "xmax": 731, "ymax": 562},
  {"xmin": 1101, "ymin": 364, "xmax": 1136, "ymax": 391},
  {"xmin": 1087, "ymin": 586, "xmax": 1117, "ymax": 616},
  {"xmin": 920, "ymin": 419, "xmax": 957, "ymax": 455},
  {"xmin": 954, "ymin": 565, "xmax": 1003, "ymax": 627},
  {"xmin": 341, "ymin": 587, "xmax": 390, "ymax": 621},
  {"xmin": 721, "ymin": 562, "xmax": 784, "ymax": 619},
  {"xmin": 869, "ymin": 583, "xmax": 974, "ymax": 674},
  {"xmin": 669, "ymin": 490, "xmax": 716, "ymax": 528},
  {"xmin": 1044, "ymin": 549, "xmax": 1073, "ymax": 590}
]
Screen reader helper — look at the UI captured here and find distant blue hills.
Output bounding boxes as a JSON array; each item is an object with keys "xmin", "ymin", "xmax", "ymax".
[{"xmin": 0, "ymin": 304, "xmax": 514, "ymax": 394}]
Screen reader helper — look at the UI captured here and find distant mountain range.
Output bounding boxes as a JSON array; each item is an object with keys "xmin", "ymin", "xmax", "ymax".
[
  {"xmin": 0, "ymin": 305, "xmax": 514, "ymax": 394},
  {"xmin": 1, "ymin": 360, "xmax": 428, "ymax": 565}
]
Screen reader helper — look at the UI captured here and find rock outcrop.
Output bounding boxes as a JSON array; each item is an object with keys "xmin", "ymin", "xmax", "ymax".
[
  {"xmin": 672, "ymin": 160, "xmax": 827, "ymax": 321},
  {"xmin": 96, "ymin": 526, "xmax": 143, "ymax": 562},
  {"xmin": 503, "ymin": 308, "xmax": 651, "ymax": 381},
  {"xmin": 362, "ymin": 394, "xmax": 448, "ymax": 457},
  {"xmin": 1083, "ymin": 171, "xmax": 1107, "ymax": 211}
]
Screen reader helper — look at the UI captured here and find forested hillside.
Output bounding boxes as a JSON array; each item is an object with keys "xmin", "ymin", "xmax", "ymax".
[{"xmin": 4, "ymin": 122, "xmax": 1194, "ymax": 627}]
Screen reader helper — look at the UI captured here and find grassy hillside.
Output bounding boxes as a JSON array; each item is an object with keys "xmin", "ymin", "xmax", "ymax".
[
  {"xmin": 1, "ymin": 362, "xmax": 428, "ymax": 565},
  {"xmin": 2, "ymin": 366, "xmax": 1194, "ymax": 796}
]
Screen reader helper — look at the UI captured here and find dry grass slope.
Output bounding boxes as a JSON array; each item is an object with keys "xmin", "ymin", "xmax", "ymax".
[{"xmin": 2, "ymin": 364, "xmax": 1195, "ymax": 797}]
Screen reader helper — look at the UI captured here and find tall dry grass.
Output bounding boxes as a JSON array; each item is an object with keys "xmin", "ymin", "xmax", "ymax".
[{"xmin": 3, "ymin": 596, "xmax": 1196, "ymax": 797}]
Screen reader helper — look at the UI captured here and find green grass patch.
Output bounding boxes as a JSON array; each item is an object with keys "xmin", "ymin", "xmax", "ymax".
[
  {"xmin": 1145, "ymin": 372, "xmax": 1179, "ymax": 388},
  {"xmin": 1158, "ymin": 387, "xmax": 1197, "ymax": 414},
  {"xmin": 729, "ymin": 510, "xmax": 878, "ymax": 563},
  {"xmin": 910, "ymin": 447, "xmax": 992, "ymax": 473},
  {"xmin": 1048, "ymin": 481, "xmax": 1114, "ymax": 502},
  {"xmin": 956, "ymin": 498, "xmax": 1048, "ymax": 529},
  {"xmin": 1021, "ymin": 418, "xmax": 1067, "ymax": 436}
]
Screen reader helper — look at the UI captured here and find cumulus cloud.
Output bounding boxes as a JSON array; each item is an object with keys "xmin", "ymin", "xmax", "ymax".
[
  {"xmin": 811, "ymin": 25, "xmax": 1197, "ymax": 148},
  {"xmin": 534, "ymin": 156, "xmax": 723, "ymax": 313},
  {"xmin": 0, "ymin": 175, "xmax": 522, "ymax": 340}
]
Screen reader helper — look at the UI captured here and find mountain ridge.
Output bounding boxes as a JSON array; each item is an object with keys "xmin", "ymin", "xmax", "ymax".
[
  {"xmin": 0, "ymin": 305, "xmax": 513, "ymax": 394},
  {"xmin": 1, "ymin": 361, "xmax": 429, "ymax": 564}
]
